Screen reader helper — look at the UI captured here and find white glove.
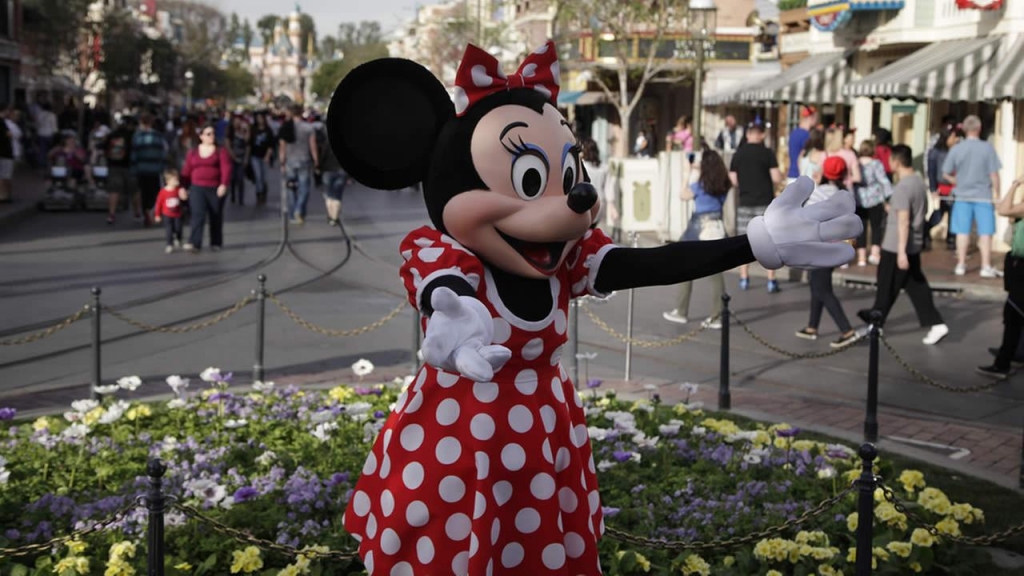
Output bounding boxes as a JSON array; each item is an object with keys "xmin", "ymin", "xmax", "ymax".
[
  {"xmin": 421, "ymin": 287, "xmax": 512, "ymax": 382},
  {"xmin": 746, "ymin": 176, "xmax": 863, "ymax": 270}
]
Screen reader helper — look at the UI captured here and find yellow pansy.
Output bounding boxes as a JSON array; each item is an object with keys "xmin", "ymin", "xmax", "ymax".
[
  {"xmin": 910, "ymin": 528, "xmax": 935, "ymax": 548},
  {"xmin": 818, "ymin": 566, "xmax": 843, "ymax": 576},
  {"xmin": 277, "ymin": 566, "xmax": 302, "ymax": 576},
  {"xmin": 125, "ymin": 405, "xmax": 152, "ymax": 421},
  {"xmin": 773, "ymin": 437, "xmax": 789, "ymax": 449},
  {"xmin": 83, "ymin": 407, "xmax": 105, "ymax": 426},
  {"xmin": 53, "ymin": 557, "xmax": 79, "ymax": 574},
  {"xmin": 753, "ymin": 538, "xmax": 798, "ymax": 563},
  {"xmin": 752, "ymin": 430, "xmax": 772, "ymax": 446},
  {"xmin": 230, "ymin": 546, "xmax": 264, "ymax": 574},
  {"xmin": 874, "ymin": 502, "xmax": 908, "ymax": 530},
  {"xmin": 898, "ymin": 469, "xmax": 926, "ymax": 493},
  {"xmin": 843, "ymin": 468, "xmax": 860, "ymax": 484},
  {"xmin": 33, "ymin": 416, "xmax": 50, "ymax": 431},
  {"xmin": 174, "ymin": 562, "xmax": 193, "ymax": 571},
  {"xmin": 767, "ymin": 571, "xmax": 783, "ymax": 576},
  {"xmin": 597, "ymin": 396, "xmax": 613, "ymax": 408},
  {"xmin": 796, "ymin": 530, "xmax": 829, "ymax": 546},
  {"xmin": 799, "ymin": 545, "xmax": 836, "ymax": 561},
  {"xmin": 700, "ymin": 418, "xmax": 741, "ymax": 436},
  {"xmin": 109, "ymin": 541, "xmax": 137, "ymax": 560},
  {"xmin": 327, "ymin": 386, "xmax": 354, "ymax": 403},
  {"xmin": 67, "ymin": 539, "xmax": 87, "ymax": 554},
  {"xmin": 681, "ymin": 554, "xmax": 710, "ymax": 575},
  {"xmin": 846, "ymin": 512, "xmax": 858, "ymax": 532},
  {"xmin": 792, "ymin": 440, "xmax": 816, "ymax": 452},
  {"xmin": 201, "ymin": 389, "xmax": 216, "ymax": 400},
  {"xmin": 845, "ymin": 548, "xmax": 877, "ymax": 570},
  {"xmin": 885, "ymin": 541, "xmax": 912, "ymax": 558},
  {"xmin": 909, "ymin": 562, "xmax": 923, "ymax": 572},
  {"xmin": 936, "ymin": 517, "xmax": 961, "ymax": 536},
  {"xmin": 872, "ymin": 547, "xmax": 890, "ymax": 562},
  {"xmin": 917, "ymin": 487, "xmax": 952, "ymax": 516},
  {"xmin": 722, "ymin": 555, "xmax": 735, "ymax": 567},
  {"xmin": 634, "ymin": 552, "xmax": 651, "ymax": 572},
  {"xmin": 103, "ymin": 558, "xmax": 135, "ymax": 576}
]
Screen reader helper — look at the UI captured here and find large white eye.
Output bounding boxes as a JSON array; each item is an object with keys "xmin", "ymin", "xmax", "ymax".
[
  {"xmin": 561, "ymin": 159, "xmax": 578, "ymax": 194},
  {"xmin": 511, "ymin": 153, "xmax": 548, "ymax": 200}
]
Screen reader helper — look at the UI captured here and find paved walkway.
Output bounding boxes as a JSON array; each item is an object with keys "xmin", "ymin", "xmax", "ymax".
[{"xmin": 0, "ymin": 170, "xmax": 49, "ymax": 227}]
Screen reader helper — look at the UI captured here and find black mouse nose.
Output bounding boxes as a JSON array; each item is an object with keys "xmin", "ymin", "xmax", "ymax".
[{"xmin": 567, "ymin": 182, "xmax": 597, "ymax": 214}]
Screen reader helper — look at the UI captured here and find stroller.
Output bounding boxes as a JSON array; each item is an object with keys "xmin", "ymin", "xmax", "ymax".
[
  {"xmin": 37, "ymin": 159, "xmax": 83, "ymax": 211},
  {"xmin": 82, "ymin": 159, "xmax": 111, "ymax": 211}
]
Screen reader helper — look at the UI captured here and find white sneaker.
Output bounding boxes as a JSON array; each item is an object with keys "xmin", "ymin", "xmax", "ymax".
[
  {"xmin": 173, "ymin": 239, "xmax": 182, "ymax": 249},
  {"xmin": 703, "ymin": 318, "xmax": 722, "ymax": 330},
  {"xmin": 922, "ymin": 324, "xmax": 949, "ymax": 346},
  {"xmin": 868, "ymin": 254, "xmax": 881, "ymax": 266},
  {"xmin": 954, "ymin": 264, "xmax": 966, "ymax": 276},
  {"xmin": 164, "ymin": 245, "xmax": 174, "ymax": 254},
  {"xmin": 662, "ymin": 310, "xmax": 688, "ymax": 324},
  {"xmin": 980, "ymin": 266, "xmax": 1003, "ymax": 279}
]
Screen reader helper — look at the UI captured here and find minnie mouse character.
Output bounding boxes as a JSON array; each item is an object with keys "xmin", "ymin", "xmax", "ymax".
[{"xmin": 328, "ymin": 42, "xmax": 861, "ymax": 575}]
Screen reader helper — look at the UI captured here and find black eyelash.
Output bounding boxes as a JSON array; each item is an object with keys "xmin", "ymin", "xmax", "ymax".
[{"xmin": 502, "ymin": 135, "xmax": 530, "ymax": 156}]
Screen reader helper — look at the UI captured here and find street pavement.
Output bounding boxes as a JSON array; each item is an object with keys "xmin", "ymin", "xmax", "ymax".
[{"xmin": 1, "ymin": 174, "xmax": 1021, "ymax": 482}]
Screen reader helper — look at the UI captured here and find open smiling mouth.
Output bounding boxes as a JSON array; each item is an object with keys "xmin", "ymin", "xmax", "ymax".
[{"xmin": 497, "ymin": 229, "xmax": 566, "ymax": 272}]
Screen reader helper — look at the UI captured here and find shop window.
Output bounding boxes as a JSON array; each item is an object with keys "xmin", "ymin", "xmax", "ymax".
[
  {"xmin": 0, "ymin": 66, "xmax": 10, "ymax": 108},
  {"xmin": 0, "ymin": 0, "xmax": 11, "ymax": 39}
]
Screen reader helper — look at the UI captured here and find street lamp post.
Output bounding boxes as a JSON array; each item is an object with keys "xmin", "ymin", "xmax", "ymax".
[
  {"xmin": 689, "ymin": 0, "xmax": 717, "ymax": 147},
  {"xmin": 184, "ymin": 69, "xmax": 194, "ymax": 110}
]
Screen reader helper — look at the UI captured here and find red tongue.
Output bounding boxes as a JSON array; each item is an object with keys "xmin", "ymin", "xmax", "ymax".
[{"xmin": 522, "ymin": 244, "xmax": 552, "ymax": 267}]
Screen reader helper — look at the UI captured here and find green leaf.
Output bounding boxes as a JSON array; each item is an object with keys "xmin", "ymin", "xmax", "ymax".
[{"xmin": 10, "ymin": 564, "xmax": 30, "ymax": 576}]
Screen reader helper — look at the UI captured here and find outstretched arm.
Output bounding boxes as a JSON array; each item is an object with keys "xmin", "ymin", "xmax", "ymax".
[{"xmin": 594, "ymin": 236, "xmax": 754, "ymax": 293}]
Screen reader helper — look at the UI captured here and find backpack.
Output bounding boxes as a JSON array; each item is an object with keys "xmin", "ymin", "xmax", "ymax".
[{"xmin": 107, "ymin": 135, "xmax": 127, "ymax": 162}]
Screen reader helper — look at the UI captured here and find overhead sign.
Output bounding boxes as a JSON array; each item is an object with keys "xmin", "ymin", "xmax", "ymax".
[{"xmin": 955, "ymin": 0, "xmax": 1004, "ymax": 9}]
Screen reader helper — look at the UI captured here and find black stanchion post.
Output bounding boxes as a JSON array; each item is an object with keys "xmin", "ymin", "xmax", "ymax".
[
  {"xmin": 719, "ymin": 293, "xmax": 731, "ymax": 410},
  {"xmin": 854, "ymin": 443, "xmax": 879, "ymax": 576},
  {"xmin": 253, "ymin": 274, "xmax": 267, "ymax": 382},
  {"xmin": 1019, "ymin": 416, "xmax": 1023, "ymax": 489},
  {"xmin": 91, "ymin": 287, "xmax": 102, "ymax": 401},
  {"xmin": 146, "ymin": 458, "xmax": 167, "ymax": 576},
  {"xmin": 865, "ymin": 310, "xmax": 882, "ymax": 443}
]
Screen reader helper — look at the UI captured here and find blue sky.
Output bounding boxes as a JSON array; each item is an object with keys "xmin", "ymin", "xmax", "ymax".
[{"xmin": 211, "ymin": 0, "xmax": 420, "ymax": 37}]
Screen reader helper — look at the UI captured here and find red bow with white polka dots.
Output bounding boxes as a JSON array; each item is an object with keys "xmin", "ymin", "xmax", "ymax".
[{"xmin": 452, "ymin": 41, "xmax": 561, "ymax": 117}]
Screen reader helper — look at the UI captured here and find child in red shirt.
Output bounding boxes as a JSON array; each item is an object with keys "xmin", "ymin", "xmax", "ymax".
[{"xmin": 154, "ymin": 169, "xmax": 186, "ymax": 253}]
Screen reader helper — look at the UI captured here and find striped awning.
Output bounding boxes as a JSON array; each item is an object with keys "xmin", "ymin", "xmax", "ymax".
[
  {"xmin": 703, "ymin": 79, "xmax": 764, "ymax": 106},
  {"xmin": 740, "ymin": 51, "xmax": 852, "ymax": 104},
  {"xmin": 982, "ymin": 34, "xmax": 1024, "ymax": 100},
  {"xmin": 808, "ymin": 0, "xmax": 905, "ymax": 16},
  {"xmin": 843, "ymin": 36, "xmax": 1002, "ymax": 101}
]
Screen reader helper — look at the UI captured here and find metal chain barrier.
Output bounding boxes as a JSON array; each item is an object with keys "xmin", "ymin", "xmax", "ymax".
[
  {"xmin": 580, "ymin": 304, "xmax": 717, "ymax": 348},
  {"xmin": 0, "ymin": 502, "xmax": 139, "ymax": 559},
  {"xmin": 879, "ymin": 336, "xmax": 1005, "ymax": 393},
  {"xmin": 732, "ymin": 313, "xmax": 861, "ymax": 360},
  {"xmin": 268, "ymin": 294, "xmax": 406, "ymax": 337},
  {"xmin": 171, "ymin": 502, "xmax": 356, "ymax": 561},
  {"xmin": 0, "ymin": 306, "xmax": 89, "ymax": 346},
  {"xmin": 103, "ymin": 296, "xmax": 254, "ymax": 334},
  {"xmin": 605, "ymin": 483, "xmax": 857, "ymax": 551},
  {"xmin": 880, "ymin": 484, "xmax": 1024, "ymax": 546}
]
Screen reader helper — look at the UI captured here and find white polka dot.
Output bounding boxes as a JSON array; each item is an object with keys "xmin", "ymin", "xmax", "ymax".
[
  {"xmin": 402, "ymin": 462, "xmax": 424, "ymax": 490},
  {"xmin": 515, "ymin": 507, "xmax": 540, "ymax": 533},
  {"xmin": 530, "ymin": 473, "xmax": 556, "ymax": 500},
  {"xmin": 573, "ymin": 388, "xmax": 583, "ymax": 407},
  {"xmin": 400, "ymin": 424, "xmax": 424, "ymax": 451},
  {"xmin": 437, "ymin": 436, "xmax": 462, "ymax": 465},
  {"xmin": 473, "ymin": 381, "xmax": 499, "ymax": 403},
  {"xmin": 406, "ymin": 500, "xmax": 429, "ymax": 527},
  {"xmin": 470, "ymin": 532, "xmax": 480, "ymax": 557},
  {"xmin": 487, "ymin": 560, "xmax": 493, "ymax": 576},
  {"xmin": 501, "ymin": 443, "xmax": 526, "ymax": 471},
  {"xmin": 439, "ymin": 475, "xmax": 466, "ymax": 503},
  {"xmin": 436, "ymin": 398, "xmax": 460, "ymax": 426},
  {"xmin": 493, "ymin": 481, "xmax": 513, "ymax": 506},
  {"xmin": 491, "ymin": 518, "xmax": 501, "ymax": 545},
  {"xmin": 540, "ymin": 405, "xmax": 556, "ymax": 433},
  {"xmin": 476, "ymin": 451, "xmax": 490, "ymax": 480},
  {"xmin": 542, "ymin": 438, "xmax": 553, "ymax": 463},
  {"xmin": 352, "ymin": 491, "xmax": 370, "ymax": 516},
  {"xmin": 362, "ymin": 452, "xmax": 378, "ymax": 475},
  {"xmin": 414, "ymin": 370, "xmax": 427, "ymax": 390},
  {"xmin": 521, "ymin": 338, "xmax": 544, "ymax": 360},
  {"xmin": 471, "ymin": 64, "xmax": 494, "ymax": 87},
  {"xmin": 393, "ymin": 390, "xmax": 409, "ymax": 413},
  {"xmin": 452, "ymin": 551, "xmax": 469, "ymax": 575},
  {"xmin": 507, "ymin": 405, "xmax": 534, "ymax": 433},
  {"xmin": 599, "ymin": 517, "xmax": 605, "ymax": 535},
  {"xmin": 588, "ymin": 454, "xmax": 596, "ymax": 474},
  {"xmin": 550, "ymin": 345, "xmax": 564, "ymax": 365},
  {"xmin": 514, "ymin": 369, "xmax": 538, "ymax": 395},
  {"xmin": 553, "ymin": 310, "xmax": 567, "ymax": 334},
  {"xmin": 405, "ymin": 392, "xmax": 423, "ymax": 414},
  {"xmin": 558, "ymin": 513, "xmax": 564, "ymax": 531},
  {"xmin": 379, "ymin": 455, "xmax": 392, "ymax": 478},
  {"xmin": 559, "ymin": 487, "xmax": 578, "ymax": 513},
  {"xmin": 381, "ymin": 490, "xmax": 395, "ymax": 517},
  {"xmin": 542, "ymin": 543, "xmax": 566, "ymax": 569},
  {"xmin": 474, "ymin": 491, "xmax": 487, "ymax": 519},
  {"xmin": 401, "ymin": 249, "xmax": 413, "ymax": 260},
  {"xmin": 501, "ymin": 543, "xmax": 524, "ymax": 568},
  {"xmin": 559, "ymin": 364, "xmax": 568, "ymax": 380},
  {"xmin": 564, "ymin": 532, "xmax": 585, "ymax": 558},
  {"xmin": 453, "ymin": 86, "xmax": 469, "ymax": 115},
  {"xmin": 521, "ymin": 62, "xmax": 538, "ymax": 78},
  {"xmin": 551, "ymin": 377, "xmax": 565, "ymax": 403},
  {"xmin": 534, "ymin": 43, "xmax": 549, "ymax": 54},
  {"xmin": 550, "ymin": 61, "xmax": 561, "ymax": 86},
  {"xmin": 380, "ymin": 528, "xmax": 401, "ymax": 555},
  {"xmin": 588, "ymin": 490, "xmax": 600, "ymax": 514},
  {"xmin": 471, "ymin": 413, "xmax": 495, "ymax": 440},
  {"xmin": 580, "ymin": 470, "xmax": 587, "ymax": 489},
  {"xmin": 416, "ymin": 536, "xmax": 434, "ymax": 563},
  {"xmin": 492, "ymin": 318, "xmax": 512, "ymax": 343},
  {"xmin": 366, "ymin": 513, "xmax": 377, "ymax": 539},
  {"xmin": 555, "ymin": 447, "xmax": 571, "ymax": 472},
  {"xmin": 436, "ymin": 371, "xmax": 460, "ymax": 388},
  {"xmin": 390, "ymin": 561, "xmax": 412, "ymax": 576},
  {"xmin": 418, "ymin": 246, "xmax": 444, "ymax": 262},
  {"xmin": 535, "ymin": 84, "xmax": 552, "ymax": 99},
  {"xmin": 446, "ymin": 513, "xmax": 472, "ymax": 541},
  {"xmin": 383, "ymin": 429, "xmax": 393, "ymax": 448},
  {"xmin": 365, "ymin": 551, "xmax": 374, "ymax": 573},
  {"xmin": 572, "ymin": 424, "xmax": 588, "ymax": 448}
]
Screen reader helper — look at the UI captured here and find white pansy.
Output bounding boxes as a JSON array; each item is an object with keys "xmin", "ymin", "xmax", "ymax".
[
  {"xmin": 62, "ymin": 423, "xmax": 90, "ymax": 439},
  {"xmin": 92, "ymin": 384, "xmax": 120, "ymax": 395},
  {"xmin": 71, "ymin": 399, "xmax": 99, "ymax": 413},
  {"xmin": 363, "ymin": 420, "xmax": 385, "ymax": 443},
  {"xmin": 631, "ymin": 432, "xmax": 659, "ymax": 450},
  {"xmin": 167, "ymin": 398, "xmax": 188, "ymax": 410},
  {"xmin": 597, "ymin": 460, "xmax": 616, "ymax": 472},
  {"xmin": 634, "ymin": 403, "xmax": 655, "ymax": 413},
  {"xmin": 199, "ymin": 367, "xmax": 222, "ymax": 382},
  {"xmin": 679, "ymin": 382, "xmax": 699, "ymax": 395},
  {"xmin": 725, "ymin": 430, "xmax": 760, "ymax": 444},
  {"xmin": 161, "ymin": 436, "xmax": 179, "ymax": 451},
  {"xmin": 0, "ymin": 469, "xmax": 9, "ymax": 484},
  {"xmin": 351, "ymin": 359, "xmax": 375, "ymax": 377},
  {"xmin": 63, "ymin": 412, "xmax": 82, "ymax": 423},
  {"xmin": 584, "ymin": 407, "xmax": 602, "ymax": 417},
  {"xmin": 219, "ymin": 496, "xmax": 235, "ymax": 510},
  {"xmin": 825, "ymin": 443, "xmax": 856, "ymax": 458},
  {"xmin": 166, "ymin": 375, "xmax": 190, "ymax": 395},
  {"xmin": 98, "ymin": 406, "xmax": 124, "ymax": 425},
  {"xmin": 630, "ymin": 452, "xmax": 642, "ymax": 463},
  {"xmin": 0, "ymin": 455, "xmax": 7, "ymax": 468},
  {"xmin": 117, "ymin": 376, "xmax": 142, "ymax": 391},
  {"xmin": 743, "ymin": 453, "xmax": 762, "ymax": 464},
  {"xmin": 817, "ymin": 466, "xmax": 837, "ymax": 479},
  {"xmin": 255, "ymin": 450, "xmax": 277, "ymax": 466},
  {"xmin": 691, "ymin": 426, "xmax": 707, "ymax": 436},
  {"xmin": 311, "ymin": 422, "xmax": 337, "ymax": 442},
  {"xmin": 252, "ymin": 381, "xmax": 275, "ymax": 393},
  {"xmin": 224, "ymin": 419, "xmax": 247, "ymax": 429},
  {"xmin": 588, "ymin": 426, "xmax": 612, "ymax": 441},
  {"xmin": 310, "ymin": 411, "xmax": 335, "ymax": 424},
  {"xmin": 186, "ymin": 478, "xmax": 227, "ymax": 504},
  {"xmin": 657, "ymin": 423, "xmax": 681, "ymax": 436},
  {"xmin": 342, "ymin": 402, "xmax": 373, "ymax": 417}
]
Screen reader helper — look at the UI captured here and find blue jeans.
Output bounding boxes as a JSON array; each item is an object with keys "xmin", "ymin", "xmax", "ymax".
[
  {"xmin": 250, "ymin": 157, "xmax": 268, "ymax": 199},
  {"xmin": 230, "ymin": 161, "xmax": 247, "ymax": 204},
  {"xmin": 286, "ymin": 162, "xmax": 312, "ymax": 218},
  {"xmin": 323, "ymin": 170, "xmax": 348, "ymax": 201}
]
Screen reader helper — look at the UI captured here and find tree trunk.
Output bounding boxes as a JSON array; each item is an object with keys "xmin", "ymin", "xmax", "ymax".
[{"xmin": 614, "ymin": 66, "xmax": 633, "ymax": 159}]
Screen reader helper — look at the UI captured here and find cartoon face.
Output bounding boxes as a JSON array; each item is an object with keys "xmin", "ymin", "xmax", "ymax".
[{"xmin": 442, "ymin": 103, "xmax": 599, "ymax": 278}]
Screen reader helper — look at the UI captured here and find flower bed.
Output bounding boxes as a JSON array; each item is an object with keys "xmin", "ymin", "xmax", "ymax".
[{"xmin": 0, "ymin": 366, "xmax": 1007, "ymax": 576}]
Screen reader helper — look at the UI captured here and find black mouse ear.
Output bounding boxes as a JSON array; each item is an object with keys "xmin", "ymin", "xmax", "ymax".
[{"xmin": 327, "ymin": 58, "xmax": 454, "ymax": 190}]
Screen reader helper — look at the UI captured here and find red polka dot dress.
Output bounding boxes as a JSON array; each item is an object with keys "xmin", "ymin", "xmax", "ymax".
[{"xmin": 343, "ymin": 226, "xmax": 617, "ymax": 575}]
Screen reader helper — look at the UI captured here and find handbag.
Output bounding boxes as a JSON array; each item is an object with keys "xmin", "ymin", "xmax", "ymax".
[{"xmin": 698, "ymin": 216, "xmax": 726, "ymax": 241}]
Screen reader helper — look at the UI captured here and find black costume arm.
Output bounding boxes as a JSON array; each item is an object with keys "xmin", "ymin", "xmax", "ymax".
[
  {"xmin": 419, "ymin": 275, "xmax": 476, "ymax": 316},
  {"xmin": 593, "ymin": 235, "xmax": 755, "ymax": 293}
]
